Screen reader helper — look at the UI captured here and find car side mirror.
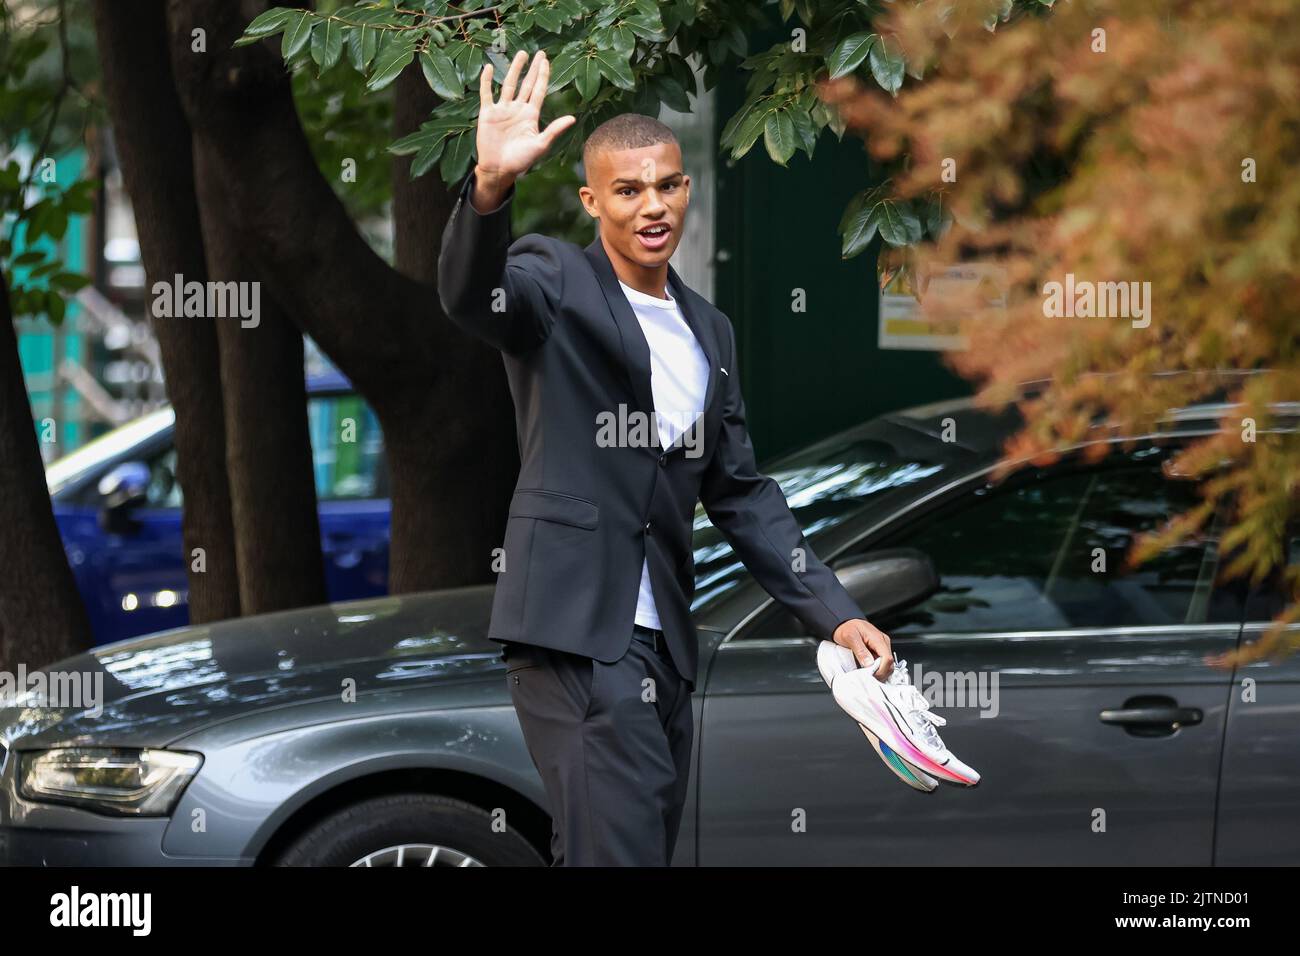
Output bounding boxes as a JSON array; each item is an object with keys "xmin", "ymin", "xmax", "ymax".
[
  {"xmin": 742, "ymin": 547, "xmax": 941, "ymax": 642},
  {"xmin": 98, "ymin": 461, "xmax": 150, "ymax": 534},
  {"xmin": 832, "ymin": 547, "xmax": 939, "ymax": 619}
]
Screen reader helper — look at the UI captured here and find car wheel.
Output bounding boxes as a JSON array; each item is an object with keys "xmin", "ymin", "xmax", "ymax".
[{"xmin": 272, "ymin": 793, "xmax": 546, "ymax": 867}]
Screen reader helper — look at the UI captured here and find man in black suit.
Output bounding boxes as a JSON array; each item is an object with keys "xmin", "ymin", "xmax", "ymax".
[{"xmin": 438, "ymin": 49, "xmax": 895, "ymax": 866}]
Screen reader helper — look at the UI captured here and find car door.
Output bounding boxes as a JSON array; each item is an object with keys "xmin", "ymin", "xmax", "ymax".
[
  {"xmin": 696, "ymin": 443, "xmax": 1244, "ymax": 864},
  {"xmin": 1215, "ymin": 519, "xmax": 1300, "ymax": 864}
]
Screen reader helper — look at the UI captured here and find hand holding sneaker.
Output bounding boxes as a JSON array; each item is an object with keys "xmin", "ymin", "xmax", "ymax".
[
  {"xmin": 818, "ymin": 640, "xmax": 938, "ymax": 792},
  {"xmin": 831, "ymin": 617, "xmax": 895, "ymax": 679},
  {"xmin": 818, "ymin": 640, "xmax": 981, "ymax": 788}
]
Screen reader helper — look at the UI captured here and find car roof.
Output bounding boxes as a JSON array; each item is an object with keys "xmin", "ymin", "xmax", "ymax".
[
  {"xmin": 46, "ymin": 370, "xmax": 358, "ymax": 496},
  {"xmin": 883, "ymin": 370, "xmax": 1298, "ymax": 460}
]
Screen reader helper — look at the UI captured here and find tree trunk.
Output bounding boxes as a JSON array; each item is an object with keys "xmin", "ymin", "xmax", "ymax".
[
  {"xmin": 91, "ymin": 0, "xmax": 242, "ymax": 624},
  {"xmin": 194, "ymin": 149, "xmax": 327, "ymax": 614},
  {"xmin": 0, "ymin": 276, "xmax": 93, "ymax": 671},
  {"xmin": 165, "ymin": 0, "xmax": 519, "ymax": 593}
]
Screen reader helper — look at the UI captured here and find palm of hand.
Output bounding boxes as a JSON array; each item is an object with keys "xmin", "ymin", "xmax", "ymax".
[
  {"xmin": 479, "ymin": 102, "xmax": 548, "ymax": 175},
  {"xmin": 474, "ymin": 51, "xmax": 575, "ymax": 179}
]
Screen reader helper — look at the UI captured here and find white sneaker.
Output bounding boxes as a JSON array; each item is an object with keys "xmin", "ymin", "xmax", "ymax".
[
  {"xmin": 821, "ymin": 641, "xmax": 980, "ymax": 787},
  {"xmin": 817, "ymin": 641, "xmax": 938, "ymax": 792}
]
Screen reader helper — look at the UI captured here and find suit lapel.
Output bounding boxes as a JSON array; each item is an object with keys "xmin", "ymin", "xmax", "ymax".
[
  {"xmin": 583, "ymin": 237, "xmax": 721, "ymax": 451},
  {"xmin": 666, "ymin": 261, "xmax": 720, "ymax": 429}
]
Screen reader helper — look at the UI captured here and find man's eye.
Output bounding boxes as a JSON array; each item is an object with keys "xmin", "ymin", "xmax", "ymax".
[
  {"xmin": 619, "ymin": 188, "xmax": 636, "ymax": 197},
  {"xmin": 662, "ymin": 182, "xmax": 677, "ymax": 191}
]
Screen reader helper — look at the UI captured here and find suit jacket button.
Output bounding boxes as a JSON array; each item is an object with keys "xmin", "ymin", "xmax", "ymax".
[
  {"xmin": 658, "ymin": 453, "xmax": 667, "ymax": 466},
  {"xmin": 644, "ymin": 521, "xmax": 652, "ymax": 535}
]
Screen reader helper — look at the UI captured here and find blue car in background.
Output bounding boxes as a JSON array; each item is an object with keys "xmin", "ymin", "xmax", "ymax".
[{"xmin": 45, "ymin": 370, "xmax": 390, "ymax": 645}]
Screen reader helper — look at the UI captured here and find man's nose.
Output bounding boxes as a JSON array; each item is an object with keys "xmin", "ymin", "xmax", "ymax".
[{"xmin": 641, "ymin": 188, "xmax": 667, "ymax": 215}]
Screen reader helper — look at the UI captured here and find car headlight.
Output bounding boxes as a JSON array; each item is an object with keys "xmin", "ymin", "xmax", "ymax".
[{"xmin": 18, "ymin": 747, "xmax": 203, "ymax": 816}]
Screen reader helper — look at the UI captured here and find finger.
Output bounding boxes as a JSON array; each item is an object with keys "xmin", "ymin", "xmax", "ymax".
[
  {"xmin": 518, "ymin": 50, "xmax": 544, "ymax": 104},
  {"xmin": 875, "ymin": 652, "xmax": 893, "ymax": 680},
  {"xmin": 500, "ymin": 49, "xmax": 528, "ymax": 102},
  {"xmin": 849, "ymin": 630, "xmax": 873, "ymax": 669},
  {"xmin": 540, "ymin": 113, "xmax": 576, "ymax": 147},
  {"xmin": 479, "ymin": 62, "xmax": 494, "ymax": 109},
  {"xmin": 527, "ymin": 51, "xmax": 550, "ymax": 109},
  {"xmin": 867, "ymin": 632, "xmax": 893, "ymax": 679}
]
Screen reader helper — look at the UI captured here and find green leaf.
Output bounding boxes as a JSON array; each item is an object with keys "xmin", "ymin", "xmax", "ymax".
[
  {"xmin": 50, "ymin": 272, "xmax": 90, "ymax": 293},
  {"xmin": 236, "ymin": 7, "xmax": 296, "ymax": 45},
  {"xmin": 720, "ymin": 98, "xmax": 756, "ymax": 144},
  {"xmin": 650, "ymin": 75, "xmax": 691, "ymax": 113},
  {"xmin": 367, "ymin": 35, "xmax": 418, "ymax": 91},
  {"xmin": 826, "ymin": 32, "xmax": 874, "ymax": 80},
  {"xmin": 311, "ymin": 18, "xmax": 344, "ymax": 71},
  {"xmin": 575, "ymin": 55, "xmax": 601, "ymax": 100},
  {"xmin": 440, "ymin": 130, "xmax": 474, "ymax": 183},
  {"xmin": 876, "ymin": 198, "xmax": 923, "ymax": 246},
  {"xmin": 729, "ymin": 103, "xmax": 771, "ymax": 160},
  {"xmin": 280, "ymin": 11, "xmax": 314, "ymax": 61},
  {"xmin": 667, "ymin": 53, "xmax": 697, "ymax": 98},
  {"xmin": 840, "ymin": 203, "xmax": 880, "ymax": 258},
  {"xmin": 592, "ymin": 48, "xmax": 636, "ymax": 91},
  {"xmin": 421, "ymin": 46, "xmax": 462, "ymax": 99},
  {"xmin": 389, "ymin": 126, "xmax": 438, "ymax": 156},
  {"xmin": 244, "ymin": 7, "xmax": 297, "ymax": 37},
  {"xmin": 726, "ymin": 22, "xmax": 748, "ymax": 57},
  {"xmin": 410, "ymin": 138, "xmax": 447, "ymax": 179},
  {"xmin": 45, "ymin": 289, "xmax": 66, "ymax": 325},
  {"xmin": 453, "ymin": 42, "xmax": 484, "ymax": 86},
  {"xmin": 61, "ymin": 187, "xmax": 95, "ymax": 215},
  {"xmin": 12, "ymin": 250, "xmax": 45, "ymax": 266},
  {"xmin": 547, "ymin": 49, "xmax": 583, "ymax": 93},
  {"xmin": 838, "ymin": 185, "xmax": 889, "ymax": 258},
  {"xmin": 869, "ymin": 35, "xmax": 905, "ymax": 95},
  {"xmin": 763, "ymin": 111, "xmax": 796, "ymax": 166},
  {"xmin": 347, "ymin": 22, "xmax": 379, "ymax": 71},
  {"xmin": 789, "ymin": 107, "xmax": 818, "ymax": 157}
]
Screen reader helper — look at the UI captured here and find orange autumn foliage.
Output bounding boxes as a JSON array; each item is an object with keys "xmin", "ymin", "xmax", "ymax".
[{"xmin": 820, "ymin": 0, "xmax": 1300, "ymax": 666}]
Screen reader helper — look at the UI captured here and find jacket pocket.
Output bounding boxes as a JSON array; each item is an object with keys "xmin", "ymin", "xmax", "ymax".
[{"xmin": 508, "ymin": 488, "xmax": 599, "ymax": 530}]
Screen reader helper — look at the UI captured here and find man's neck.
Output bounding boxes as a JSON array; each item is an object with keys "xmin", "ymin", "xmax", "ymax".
[{"xmin": 600, "ymin": 232, "xmax": 670, "ymax": 300}]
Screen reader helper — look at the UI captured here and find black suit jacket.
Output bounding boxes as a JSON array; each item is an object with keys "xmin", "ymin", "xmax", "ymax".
[{"xmin": 437, "ymin": 171, "xmax": 864, "ymax": 689}]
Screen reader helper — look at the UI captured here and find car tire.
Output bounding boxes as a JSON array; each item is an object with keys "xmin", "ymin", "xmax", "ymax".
[{"xmin": 272, "ymin": 793, "xmax": 546, "ymax": 867}]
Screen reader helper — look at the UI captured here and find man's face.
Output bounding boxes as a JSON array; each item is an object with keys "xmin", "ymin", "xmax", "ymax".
[{"xmin": 579, "ymin": 141, "xmax": 690, "ymax": 271}]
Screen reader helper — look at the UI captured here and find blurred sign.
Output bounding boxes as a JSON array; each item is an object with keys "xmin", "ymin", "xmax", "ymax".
[{"xmin": 879, "ymin": 262, "xmax": 1007, "ymax": 351}]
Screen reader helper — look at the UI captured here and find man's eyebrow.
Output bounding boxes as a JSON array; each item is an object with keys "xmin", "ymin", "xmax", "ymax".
[{"xmin": 611, "ymin": 171, "xmax": 684, "ymax": 186}]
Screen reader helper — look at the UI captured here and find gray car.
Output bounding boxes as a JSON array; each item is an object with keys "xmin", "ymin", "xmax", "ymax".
[{"xmin": 2, "ymin": 383, "xmax": 1297, "ymax": 866}]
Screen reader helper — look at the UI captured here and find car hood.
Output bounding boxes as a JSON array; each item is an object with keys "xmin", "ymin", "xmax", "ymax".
[{"xmin": 0, "ymin": 587, "xmax": 501, "ymax": 752}]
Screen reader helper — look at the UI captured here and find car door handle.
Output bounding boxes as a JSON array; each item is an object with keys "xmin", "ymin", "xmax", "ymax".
[{"xmin": 1099, "ymin": 696, "xmax": 1203, "ymax": 737}]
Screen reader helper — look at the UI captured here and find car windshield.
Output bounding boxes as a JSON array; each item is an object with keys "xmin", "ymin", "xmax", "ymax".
[
  {"xmin": 690, "ymin": 420, "xmax": 949, "ymax": 611},
  {"xmin": 45, "ymin": 407, "xmax": 176, "ymax": 496}
]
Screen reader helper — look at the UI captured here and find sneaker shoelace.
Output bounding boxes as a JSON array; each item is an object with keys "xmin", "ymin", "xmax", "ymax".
[{"xmin": 883, "ymin": 659, "xmax": 947, "ymax": 750}]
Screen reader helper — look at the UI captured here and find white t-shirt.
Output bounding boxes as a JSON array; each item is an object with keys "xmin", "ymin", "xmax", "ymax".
[{"xmin": 618, "ymin": 279, "xmax": 711, "ymax": 631}]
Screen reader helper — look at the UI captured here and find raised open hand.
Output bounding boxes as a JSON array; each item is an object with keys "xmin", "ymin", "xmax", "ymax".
[{"xmin": 476, "ymin": 50, "xmax": 576, "ymax": 181}]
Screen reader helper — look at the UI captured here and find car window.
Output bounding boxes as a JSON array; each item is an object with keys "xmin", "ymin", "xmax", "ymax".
[
  {"xmin": 87, "ymin": 393, "xmax": 387, "ymax": 511},
  {"xmin": 145, "ymin": 447, "xmax": 182, "ymax": 508},
  {"xmin": 872, "ymin": 451, "xmax": 1241, "ymax": 635},
  {"xmin": 308, "ymin": 393, "xmax": 386, "ymax": 501},
  {"xmin": 45, "ymin": 407, "xmax": 176, "ymax": 497},
  {"xmin": 690, "ymin": 420, "xmax": 952, "ymax": 611},
  {"xmin": 1243, "ymin": 522, "xmax": 1300, "ymax": 623}
]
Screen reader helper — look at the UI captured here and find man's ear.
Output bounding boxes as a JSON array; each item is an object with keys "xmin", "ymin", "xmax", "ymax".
[
  {"xmin": 682, "ymin": 173, "xmax": 691, "ymax": 206},
  {"xmin": 578, "ymin": 184, "xmax": 599, "ymax": 219}
]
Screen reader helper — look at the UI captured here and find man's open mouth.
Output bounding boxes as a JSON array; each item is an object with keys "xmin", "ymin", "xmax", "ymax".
[{"xmin": 635, "ymin": 223, "xmax": 672, "ymax": 250}]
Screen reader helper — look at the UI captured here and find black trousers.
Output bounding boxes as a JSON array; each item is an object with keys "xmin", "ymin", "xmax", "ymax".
[{"xmin": 503, "ymin": 624, "xmax": 694, "ymax": 866}]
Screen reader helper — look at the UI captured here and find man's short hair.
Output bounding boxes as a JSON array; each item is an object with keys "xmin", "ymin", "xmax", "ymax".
[{"xmin": 582, "ymin": 113, "xmax": 679, "ymax": 177}]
